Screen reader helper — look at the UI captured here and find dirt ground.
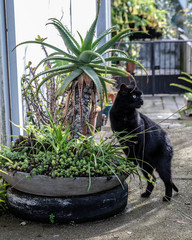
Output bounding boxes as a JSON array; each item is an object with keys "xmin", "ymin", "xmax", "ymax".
[{"xmin": 0, "ymin": 118, "xmax": 192, "ymax": 240}]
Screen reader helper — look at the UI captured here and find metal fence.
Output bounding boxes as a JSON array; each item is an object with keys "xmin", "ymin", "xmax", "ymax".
[{"xmin": 114, "ymin": 40, "xmax": 192, "ymax": 94}]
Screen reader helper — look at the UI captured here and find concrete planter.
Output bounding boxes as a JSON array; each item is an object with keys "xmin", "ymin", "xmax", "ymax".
[
  {"xmin": 1, "ymin": 170, "xmax": 128, "ymax": 223},
  {"xmin": 0, "ymin": 170, "xmax": 127, "ymax": 197}
]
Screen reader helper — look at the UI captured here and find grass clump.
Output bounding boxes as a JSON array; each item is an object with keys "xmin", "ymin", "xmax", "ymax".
[{"xmin": 0, "ymin": 124, "xmax": 136, "ymax": 179}]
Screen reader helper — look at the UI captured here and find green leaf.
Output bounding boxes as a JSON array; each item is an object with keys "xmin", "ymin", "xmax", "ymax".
[
  {"xmin": 80, "ymin": 65, "xmax": 103, "ymax": 105},
  {"xmin": 81, "ymin": 0, "xmax": 101, "ymax": 51},
  {"xmin": 96, "ymin": 30, "xmax": 145, "ymax": 56},
  {"xmin": 13, "ymin": 40, "xmax": 72, "ymax": 58},
  {"xmin": 104, "ymin": 56, "xmax": 148, "ymax": 80},
  {"xmin": 77, "ymin": 31, "xmax": 84, "ymax": 46},
  {"xmin": 27, "ymin": 63, "xmax": 76, "ymax": 89},
  {"xmin": 92, "ymin": 25, "xmax": 118, "ymax": 50},
  {"xmin": 102, "ymin": 49, "xmax": 128, "ymax": 57},
  {"xmin": 99, "ymin": 76, "xmax": 108, "ymax": 102},
  {"xmin": 170, "ymin": 84, "xmax": 192, "ymax": 93},
  {"xmin": 178, "ymin": 76, "xmax": 192, "ymax": 85},
  {"xmin": 81, "ymin": 18, "xmax": 98, "ymax": 51},
  {"xmin": 36, "ymin": 56, "xmax": 78, "ymax": 70},
  {"xmin": 47, "ymin": 19, "xmax": 81, "ymax": 56},
  {"xmin": 87, "ymin": 162, "xmax": 91, "ymax": 191},
  {"xmin": 56, "ymin": 68, "xmax": 83, "ymax": 97},
  {"xmin": 35, "ymin": 71, "xmax": 64, "ymax": 95},
  {"xmin": 90, "ymin": 63, "xmax": 130, "ymax": 77},
  {"xmin": 49, "ymin": 18, "xmax": 81, "ymax": 50},
  {"xmin": 79, "ymin": 50, "xmax": 105, "ymax": 64},
  {"xmin": 94, "ymin": 68, "xmax": 128, "ymax": 78},
  {"xmin": 181, "ymin": 72, "xmax": 192, "ymax": 79},
  {"xmin": 98, "ymin": 76, "xmax": 116, "ymax": 85},
  {"xmin": 0, "ymin": 154, "xmax": 13, "ymax": 164}
]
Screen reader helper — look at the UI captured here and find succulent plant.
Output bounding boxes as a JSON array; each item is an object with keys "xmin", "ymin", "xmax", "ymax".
[{"xmin": 15, "ymin": 0, "xmax": 147, "ymax": 137}]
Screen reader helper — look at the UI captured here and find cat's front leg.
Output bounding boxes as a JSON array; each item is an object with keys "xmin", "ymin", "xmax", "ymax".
[{"xmin": 141, "ymin": 172, "xmax": 156, "ymax": 198}]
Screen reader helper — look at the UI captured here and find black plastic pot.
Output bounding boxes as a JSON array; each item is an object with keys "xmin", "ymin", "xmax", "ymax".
[{"xmin": 7, "ymin": 182, "xmax": 128, "ymax": 223}]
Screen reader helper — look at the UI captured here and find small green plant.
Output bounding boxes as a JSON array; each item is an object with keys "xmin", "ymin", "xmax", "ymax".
[
  {"xmin": 49, "ymin": 213, "xmax": 55, "ymax": 224},
  {"xmin": 0, "ymin": 177, "xmax": 9, "ymax": 213},
  {"xmin": 69, "ymin": 220, "xmax": 75, "ymax": 226},
  {"xmin": 0, "ymin": 126, "xmax": 136, "ymax": 180},
  {"xmin": 21, "ymin": 38, "xmax": 66, "ymax": 127}
]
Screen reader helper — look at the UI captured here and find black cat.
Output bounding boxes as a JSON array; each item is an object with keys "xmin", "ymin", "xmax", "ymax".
[{"xmin": 109, "ymin": 84, "xmax": 178, "ymax": 201}]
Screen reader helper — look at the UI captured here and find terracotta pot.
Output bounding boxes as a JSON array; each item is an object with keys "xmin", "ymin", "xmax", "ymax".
[
  {"xmin": 108, "ymin": 93, "xmax": 117, "ymax": 103},
  {"xmin": 126, "ymin": 62, "xmax": 136, "ymax": 73}
]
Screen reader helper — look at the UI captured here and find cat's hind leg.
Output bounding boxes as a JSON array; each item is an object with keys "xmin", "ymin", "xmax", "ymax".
[{"xmin": 156, "ymin": 162, "xmax": 178, "ymax": 201}]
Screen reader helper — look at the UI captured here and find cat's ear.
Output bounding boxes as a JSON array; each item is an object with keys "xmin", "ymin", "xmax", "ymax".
[{"xmin": 120, "ymin": 84, "xmax": 128, "ymax": 93}]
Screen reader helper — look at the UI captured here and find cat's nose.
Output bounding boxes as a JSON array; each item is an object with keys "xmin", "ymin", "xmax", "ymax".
[{"xmin": 140, "ymin": 99, "xmax": 144, "ymax": 105}]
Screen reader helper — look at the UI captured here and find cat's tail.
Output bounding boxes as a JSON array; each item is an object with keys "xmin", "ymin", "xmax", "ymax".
[{"xmin": 172, "ymin": 182, "xmax": 179, "ymax": 192}]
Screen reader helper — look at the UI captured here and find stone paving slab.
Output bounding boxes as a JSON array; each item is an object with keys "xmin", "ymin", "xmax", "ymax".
[{"xmin": 141, "ymin": 95, "xmax": 185, "ymax": 115}]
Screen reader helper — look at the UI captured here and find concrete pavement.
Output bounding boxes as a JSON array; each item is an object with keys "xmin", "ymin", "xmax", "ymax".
[{"xmin": 0, "ymin": 94, "xmax": 192, "ymax": 240}]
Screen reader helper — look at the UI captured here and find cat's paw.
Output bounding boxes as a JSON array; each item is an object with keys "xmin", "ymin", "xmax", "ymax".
[
  {"xmin": 141, "ymin": 192, "xmax": 151, "ymax": 198},
  {"xmin": 163, "ymin": 196, "xmax": 171, "ymax": 202}
]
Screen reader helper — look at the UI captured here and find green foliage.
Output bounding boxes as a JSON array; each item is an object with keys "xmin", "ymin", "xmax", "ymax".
[
  {"xmin": 0, "ymin": 125, "xmax": 137, "ymax": 179},
  {"xmin": 111, "ymin": 0, "xmax": 168, "ymax": 38},
  {"xmin": 155, "ymin": 0, "xmax": 181, "ymax": 38},
  {"xmin": 0, "ymin": 178, "xmax": 8, "ymax": 213},
  {"xmin": 49, "ymin": 213, "xmax": 55, "ymax": 224},
  {"xmin": 183, "ymin": 0, "xmax": 192, "ymax": 32},
  {"xmin": 21, "ymin": 46, "xmax": 66, "ymax": 127}
]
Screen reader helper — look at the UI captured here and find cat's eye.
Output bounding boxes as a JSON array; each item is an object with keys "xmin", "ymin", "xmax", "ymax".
[{"xmin": 132, "ymin": 95, "xmax": 137, "ymax": 99}]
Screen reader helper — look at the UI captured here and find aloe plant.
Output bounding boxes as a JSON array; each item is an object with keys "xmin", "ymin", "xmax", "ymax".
[{"xmin": 15, "ymin": 0, "xmax": 147, "ymax": 137}]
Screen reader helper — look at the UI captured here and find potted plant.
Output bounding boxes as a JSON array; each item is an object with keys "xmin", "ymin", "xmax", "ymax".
[
  {"xmin": 125, "ymin": 43, "xmax": 141, "ymax": 73},
  {"xmin": 0, "ymin": 0, "xmax": 147, "ymax": 223},
  {"xmin": 114, "ymin": 37, "xmax": 141, "ymax": 74},
  {"xmin": 0, "ymin": 119, "xmax": 138, "ymax": 222}
]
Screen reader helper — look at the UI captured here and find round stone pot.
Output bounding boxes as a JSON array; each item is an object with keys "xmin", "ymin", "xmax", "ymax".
[
  {"xmin": 0, "ymin": 170, "xmax": 127, "ymax": 196},
  {"xmin": 7, "ymin": 182, "xmax": 128, "ymax": 223}
]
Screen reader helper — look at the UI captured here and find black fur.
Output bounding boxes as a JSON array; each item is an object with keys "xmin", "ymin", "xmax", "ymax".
[{"xmin": 109, "ymin": 84, "xmax": 178, "ymax": 201}]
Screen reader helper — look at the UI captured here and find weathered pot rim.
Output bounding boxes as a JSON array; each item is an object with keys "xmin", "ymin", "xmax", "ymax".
[{"xmin": 0, "ymin": 170, "xmax": 128, "ymax": 197}]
